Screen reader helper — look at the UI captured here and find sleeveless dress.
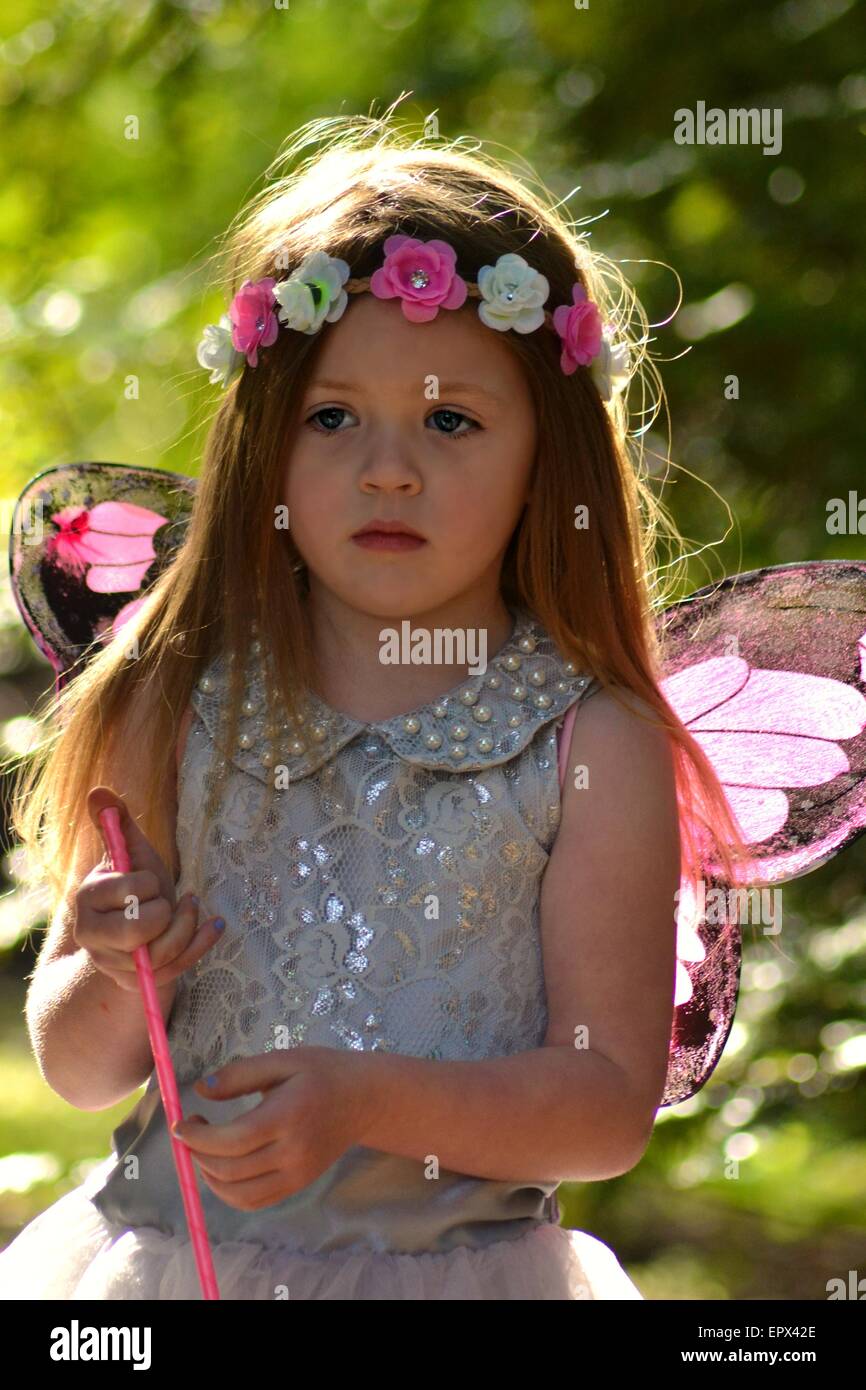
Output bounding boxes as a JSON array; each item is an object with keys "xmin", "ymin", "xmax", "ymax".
[{"xmin": 0, "ymin": 606, "xmax": 644, "ymax": 1300}]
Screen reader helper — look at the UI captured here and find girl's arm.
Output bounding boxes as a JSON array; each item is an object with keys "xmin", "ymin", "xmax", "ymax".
[
  {"xmin": 25, "ymin": 696, "xmax": 193, "ymax": 1113},
  {"xmin": 354, "ymin": 688, "xmax": 680, "ymax": 1181}
]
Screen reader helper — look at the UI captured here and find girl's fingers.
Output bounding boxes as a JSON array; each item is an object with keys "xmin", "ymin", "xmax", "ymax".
[
  {"xmin": 82, "ymin": 894, "xmax": 175, "ymax": 955},
  {"xmin": 148, "ymin": 918, "xmax": 226, "ymax": 986},
  {"xmin": 92, "ymin": 897, "xmax": 224, "ymax": 983},
  {"xmin": 81, "ymin": 868, "xmax": 163, "ymax": 915},
  {"xmin": 141, "ymin": 893, "xmax": 204, "ymax": 972},
  {"xmin": 96, "ymin": 918, "xmax": 224, "ymax": 991}
]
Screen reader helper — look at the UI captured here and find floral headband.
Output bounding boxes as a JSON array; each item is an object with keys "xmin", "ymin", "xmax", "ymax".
[{"xmin": 196, "ymin": 234, "xmax": 632, "ymax": 403}]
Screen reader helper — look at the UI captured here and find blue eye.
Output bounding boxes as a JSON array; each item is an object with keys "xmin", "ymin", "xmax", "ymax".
[
  {"xmin": 427, "ymin": 408, "xmax": 479, "ymax": 441},
  {"xmin": 306, "ymin": 406, "xmax": 352, "ymax": 433},
  {"xmin": 305, "ymin": 407, "xmax": 481, "ymax": 441}
]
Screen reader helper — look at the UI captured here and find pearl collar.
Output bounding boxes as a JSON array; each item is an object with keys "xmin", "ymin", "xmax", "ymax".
[{"xmin": 191, "ymin": 606, "xmax": 592, "ymax": 784}]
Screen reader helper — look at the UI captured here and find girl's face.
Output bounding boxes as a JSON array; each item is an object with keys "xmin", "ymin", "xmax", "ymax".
[{"xmin": 282, "ymin": 293, "xmax": 537, "ymax": 621}]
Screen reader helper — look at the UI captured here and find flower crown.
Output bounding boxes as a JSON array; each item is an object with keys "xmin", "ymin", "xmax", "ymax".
[{"xmin": 196, "ymin": 234, "xmax": 632, "ymax": 403}]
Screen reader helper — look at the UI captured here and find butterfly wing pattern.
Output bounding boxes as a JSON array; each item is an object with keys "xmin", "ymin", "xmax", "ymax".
[
  {"xmin": 8, "ymin": 461, "xmax": 196, "ymax": 694},
  {"xmin": 657, "ymin": 560, "xmax": 866, "ymax": 1103}
]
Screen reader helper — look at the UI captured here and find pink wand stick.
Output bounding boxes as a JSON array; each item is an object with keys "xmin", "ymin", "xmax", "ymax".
[{"xmin": 98, "ymin": 805, "xmax": 220, "ymax": 1301}]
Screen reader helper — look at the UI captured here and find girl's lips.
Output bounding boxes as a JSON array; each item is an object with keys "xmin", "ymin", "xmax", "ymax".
[{"xmin": 351, "ymin": 532, "xmax": 427, "ymax": 552}]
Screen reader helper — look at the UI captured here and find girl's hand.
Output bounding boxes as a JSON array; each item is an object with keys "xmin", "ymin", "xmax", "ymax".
[
  {"xmin": 172, "ymin": 1047, "xmax": 373, "ymax": 1210},
  {"xmin": 74, "ymin": 786, "xmax": 225, "ymax": 992}
]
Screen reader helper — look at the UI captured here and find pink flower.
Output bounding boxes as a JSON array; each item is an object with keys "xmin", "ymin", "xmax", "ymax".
[
  {"xmin": 552, "ymin": 284, "xmax": 603, "ymax": 375},
  {"xmin": 229, "ymin": 277, "xmax": 279, "ymax": 367},
  {"xmin": 370, "ymin": 235, "xmax": 468, "ymax": 322}
]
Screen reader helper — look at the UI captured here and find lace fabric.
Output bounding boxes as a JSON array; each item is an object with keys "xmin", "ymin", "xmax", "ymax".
[{"xmin": 169, "ymin": 605, "xmax": 594, "ymax": 1081}]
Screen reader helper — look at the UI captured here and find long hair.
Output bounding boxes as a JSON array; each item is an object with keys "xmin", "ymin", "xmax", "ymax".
[{"xmin": 9, "ymin": 102, "xmax": 742, "ymax": 911}]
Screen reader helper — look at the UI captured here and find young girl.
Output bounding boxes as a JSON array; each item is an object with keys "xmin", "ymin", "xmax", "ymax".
[{"xmin": 0, "ymin": 114, "xmax": 741, "ymax": 1300}]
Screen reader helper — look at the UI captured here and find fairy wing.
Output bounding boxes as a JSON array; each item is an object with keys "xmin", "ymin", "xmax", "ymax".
[
  {"xmin": 656, "ymin": 559, "xmax": 866, "ymax": 1105},
  {"xmin": 661, "ymin": 559, "xmax": 866, "ymax": 882},
  {"xmin": 8, "ymin": 461, "xmax": 196, "ymax": 694}
]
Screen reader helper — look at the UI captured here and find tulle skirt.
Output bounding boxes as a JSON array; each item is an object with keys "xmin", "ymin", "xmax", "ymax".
[{"xmin": 0, "ymin": 1160, "xmax": 643, "ymax": 1301}]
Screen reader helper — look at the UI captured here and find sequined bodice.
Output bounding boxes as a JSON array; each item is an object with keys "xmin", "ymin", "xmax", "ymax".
[{"xmin": 90, "ymin": 608, "xmax": 595, "ymax": 1256}]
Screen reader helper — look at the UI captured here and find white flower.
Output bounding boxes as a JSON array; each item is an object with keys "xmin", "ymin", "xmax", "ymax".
[
  {"xmin": 273, "ymin": 250, "xmax": 351, "ymax": 334},
  {"xmin": 589, "ymin": 330, "xmax": 632, "ymax": 402},
  {"xmin": 476, "ymin": 253, "xmax": 550, "ymax": 333},
  {"xmin": 196, "ymin": 313, "xmax": 244, "ymax": 388}
]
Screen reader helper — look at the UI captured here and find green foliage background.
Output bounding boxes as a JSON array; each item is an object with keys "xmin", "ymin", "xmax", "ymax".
[{"xmin": 0, "ymin": 0, "xmax": 864, "ymax": 1299}]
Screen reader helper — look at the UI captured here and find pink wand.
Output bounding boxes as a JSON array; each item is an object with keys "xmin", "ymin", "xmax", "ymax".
[{"xmin": 98, "ymin": 805, "xmax": 220, "ymax": 1301}]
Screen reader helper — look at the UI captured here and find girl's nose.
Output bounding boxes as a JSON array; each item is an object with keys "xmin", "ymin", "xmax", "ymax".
[{"xmin": 357, "ymin": 446, "xmax": 423, "ymax": 493}]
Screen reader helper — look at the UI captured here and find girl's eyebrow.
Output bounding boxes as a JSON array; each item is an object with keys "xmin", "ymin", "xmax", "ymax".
[{"xmin": 308, "ymin": 377, "xmax": 505, "ymax": 403}]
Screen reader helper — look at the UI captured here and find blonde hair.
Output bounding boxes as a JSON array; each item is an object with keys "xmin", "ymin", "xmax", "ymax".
[{"xmin": 8, "ymin": 100, "xmax": 742, "ymax": 912}]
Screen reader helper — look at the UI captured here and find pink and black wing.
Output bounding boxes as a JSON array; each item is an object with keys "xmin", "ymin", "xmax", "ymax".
[
  {"xmin": 655, "ymin": 559, "xmax": 866, "ymax": 1105},
  {"xmin": 8, "ymin": 461, "xmax": 196, "ymax": 694}
]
